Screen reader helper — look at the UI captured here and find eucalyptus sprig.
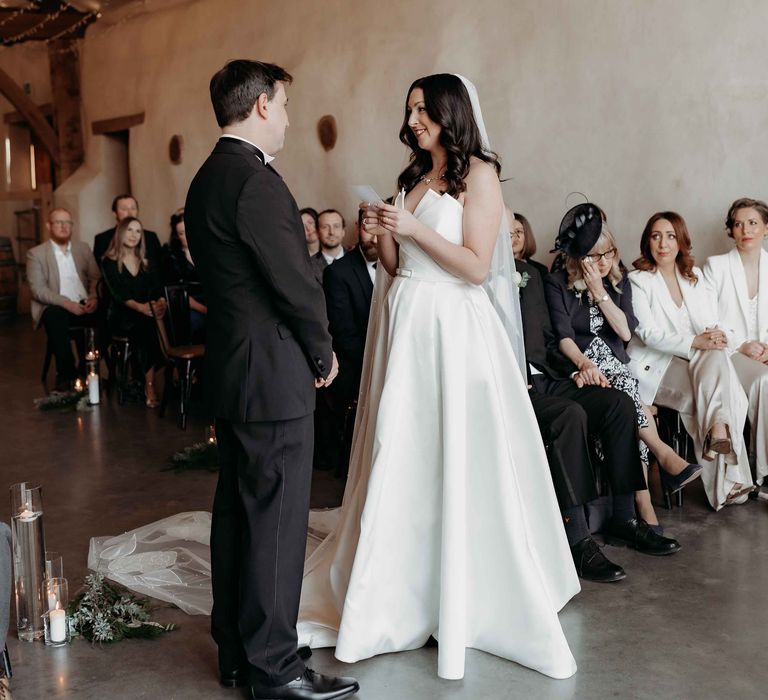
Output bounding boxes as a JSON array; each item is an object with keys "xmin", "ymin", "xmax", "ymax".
[{"xmin": 68, "ymin": 573, "xmax": 176, "ymax": 643}]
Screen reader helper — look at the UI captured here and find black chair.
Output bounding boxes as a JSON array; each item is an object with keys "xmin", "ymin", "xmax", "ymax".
[
  {"xmin": 655, "ymin": 406, "xmax": 693, "ymax": 509},
  {"xmin": 108, "ymin": 336, "xmax": 132, "ymax": 404},
  {"xmin": 41, "ymin": 325, "xmax": 86, "ymax": 393},
  {"xmin": 152, "ymin": 285, "xmax": 204, "ymax": 429}
]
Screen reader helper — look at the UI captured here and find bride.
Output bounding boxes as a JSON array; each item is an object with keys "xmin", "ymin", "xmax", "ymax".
[{"xmin": 297, "ymin": 74, "xmax": 580, "ymax": 681}]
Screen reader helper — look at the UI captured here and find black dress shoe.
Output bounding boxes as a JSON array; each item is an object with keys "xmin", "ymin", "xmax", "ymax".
[
  {"xmin": 570, "ymin": 536, "xmax": 626, "ymax": 582},
  {"xmin": 605, "ymin": 517, "xmax": 681, "ymax": 556},
  {"xmin": 221, "ymin": 649, "xmax": 312, "ymax": 688},
  {"xmin": 250, "ymin": 668, "xmax": 359, "ymax": 700},
  {"xmin": 220, "ymin": 667, "xmax": 247, "ymax": 688}
]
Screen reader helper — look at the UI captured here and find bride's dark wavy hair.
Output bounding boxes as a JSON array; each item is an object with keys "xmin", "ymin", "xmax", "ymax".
[{"xmin": 397, "ymin": 74, "xmax": 501, "ymax": 197}]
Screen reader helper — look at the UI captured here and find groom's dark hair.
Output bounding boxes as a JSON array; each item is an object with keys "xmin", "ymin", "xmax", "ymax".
[{"xmin": 210, "ymin": 60, "xmax": 293, "ymax": 128}]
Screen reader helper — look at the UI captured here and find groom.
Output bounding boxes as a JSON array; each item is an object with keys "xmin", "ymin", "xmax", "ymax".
[{"xmin": 185, "ymin": 60, "xmax": 359, "ymax": 700}]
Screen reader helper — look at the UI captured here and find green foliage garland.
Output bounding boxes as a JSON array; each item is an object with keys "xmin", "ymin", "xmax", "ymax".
[
  {"xmin": 68, "ymin": 573, "xmax": 176, "ymax": 643},
  {"xmin": 168, "ymin": 441, "xmax": 219, "ymax": 472},
  {"xmin": 34, "ymin": 391, "xmax": 92, "ymax": 412}
]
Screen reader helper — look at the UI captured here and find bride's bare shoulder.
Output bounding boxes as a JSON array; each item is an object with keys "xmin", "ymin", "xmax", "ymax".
[
  {"xmin": 466, "ymin": 157, "xmax": 498, "ymax": 179},
  {"xmin": 465, "ymin": 158, "xmax": 500, "ymax": 195}
]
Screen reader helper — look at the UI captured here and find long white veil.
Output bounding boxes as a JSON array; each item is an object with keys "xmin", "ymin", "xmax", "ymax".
[{"xmin": 455, "ymin": 74, "xmax": 527, "ymax": 378}]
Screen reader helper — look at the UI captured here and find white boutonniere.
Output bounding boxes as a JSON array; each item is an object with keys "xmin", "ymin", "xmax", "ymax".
[
  {"xmin": 511, "ymin": 271, "xmax": 530, "ymax": 288},
  {"xmin": 573, "ymin": 278, "xmax": 587, "ymax": 302}
]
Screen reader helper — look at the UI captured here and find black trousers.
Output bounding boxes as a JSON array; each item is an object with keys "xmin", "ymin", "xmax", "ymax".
[
  {"xmin": 529, "ymin": 375, "xmax": 647, "ymax": 509},
  {"xmin": 40, "ymin": 305, "xmax": 96, "ymax": 380},
  {"xmin": 212, "ymin": 415, "xmax": 313, "ymax": 686}
]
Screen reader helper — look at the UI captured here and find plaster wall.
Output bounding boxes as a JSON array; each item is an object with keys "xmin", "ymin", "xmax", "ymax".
[{"xmin": 0, "ymin": 0, "xmax": 767, "ymax": 263}]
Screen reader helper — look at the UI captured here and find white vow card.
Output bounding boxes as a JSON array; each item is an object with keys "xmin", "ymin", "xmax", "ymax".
[{"xmin": 352, "ymin": 185, "xmax": 384, "ymax": 205}]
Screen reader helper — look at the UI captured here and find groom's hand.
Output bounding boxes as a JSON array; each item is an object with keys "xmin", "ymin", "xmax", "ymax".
[{"xmin": 314, "ymin": 352, "xmax": 339, "ymax": 388}]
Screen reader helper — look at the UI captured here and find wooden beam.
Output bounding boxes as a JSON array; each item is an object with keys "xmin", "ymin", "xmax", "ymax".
[
  {"xmin": 91, "ymin": 112, "xmax": 144, "ymax": 135},
  {"xmin": 49, "ymin": 38, "xmax": 84, "ymax": 181},
  {"xmin": 0, "ymin": 67, "xmax": 60, "ymax": 165},
  {"xmin": 4, "ymin": 103, "xmax": 53, "ymax": 125}
]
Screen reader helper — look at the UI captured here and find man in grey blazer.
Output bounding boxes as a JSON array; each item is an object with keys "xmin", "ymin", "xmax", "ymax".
[{"xmin": 26, "ymin": 208, "xmax": 100, "ymax": 386}]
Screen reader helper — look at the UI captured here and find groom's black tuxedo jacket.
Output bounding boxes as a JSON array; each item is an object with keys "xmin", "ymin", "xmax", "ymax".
[
  {"xmin": 515, "ymin": 259, "xmax": 575, "ymax": 380},
  {"xmin": 322, "ymin": 247, "xmax": 374, "ymax": 404},
  {"xmin": 185, "ymin": 137, "xmax": 332, "ymax": 423}
]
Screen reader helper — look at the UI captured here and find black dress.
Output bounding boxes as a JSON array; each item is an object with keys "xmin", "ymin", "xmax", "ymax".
[{"xmin": 102, "ymin": 258, "xmax": 164, "ymax": 373}]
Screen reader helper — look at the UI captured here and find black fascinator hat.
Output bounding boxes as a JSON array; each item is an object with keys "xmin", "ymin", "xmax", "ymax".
[{"xmin": 552, "ymin": 203, "xmax": 603, "ymax": 258}]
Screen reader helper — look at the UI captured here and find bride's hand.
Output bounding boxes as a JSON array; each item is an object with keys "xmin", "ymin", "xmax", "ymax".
[
  {"xmin": 359, "ymin": 202, "xmax": 388, "ymax": 237},
  {"xmin": 373, "ymin": 202, "xmax": 422, "ymax": 238}
]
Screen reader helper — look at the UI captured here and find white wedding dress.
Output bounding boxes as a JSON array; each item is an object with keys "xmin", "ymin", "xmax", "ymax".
[{"xmin": 297, "ymin": 188, "xmax": 580, "ymax": 680}]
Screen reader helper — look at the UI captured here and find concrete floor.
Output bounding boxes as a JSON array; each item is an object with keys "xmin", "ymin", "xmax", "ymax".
[{"xmin": 2, "ymin": 317, "xmax": 767, "ymax": 700}]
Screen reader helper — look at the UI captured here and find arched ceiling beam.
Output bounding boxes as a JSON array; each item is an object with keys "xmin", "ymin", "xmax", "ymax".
[{"xmin": 0, "ymin": 65, "xmax": 60, "ymax": 164}]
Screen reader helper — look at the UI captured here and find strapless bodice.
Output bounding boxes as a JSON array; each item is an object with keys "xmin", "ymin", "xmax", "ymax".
[{"xmin": 396, "ymin": 189, "xmax": 465, "ymax": 283}]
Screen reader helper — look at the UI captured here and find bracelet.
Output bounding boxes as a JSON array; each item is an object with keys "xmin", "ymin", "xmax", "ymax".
[{"xmin": 596, "ymin": 294, "xmax": 609, "ymax": 304}]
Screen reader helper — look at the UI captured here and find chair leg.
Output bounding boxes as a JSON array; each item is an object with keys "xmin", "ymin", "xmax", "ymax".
[
  {"xmin": 179, "ymin": 360, "xmax": 192, "ymax": 430},
  {"xmin": 41, "ymin": 341, "xmax": 53, "ymax": 394},
  {"xmin": 115, "ymin": 341, "xmax": 131, "ymax": 405},
  {"xmin": 159, "ymin": 364, "xmax": 172, "ymax": 417}
]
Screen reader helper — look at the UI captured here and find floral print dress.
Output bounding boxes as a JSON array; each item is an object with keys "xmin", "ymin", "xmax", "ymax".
[{"xmin": 583, "ymin": 304, "xmax": 650, "ymax": 464}]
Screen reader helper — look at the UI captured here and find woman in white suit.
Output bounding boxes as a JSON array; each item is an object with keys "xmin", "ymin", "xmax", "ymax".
[
  {"xmin": 703, "ymin": 197, "xmax": 768, "ymax": 490},
  {"xmin": 628, "ymin": 212, "xmax": 751, "ymax": 509}
]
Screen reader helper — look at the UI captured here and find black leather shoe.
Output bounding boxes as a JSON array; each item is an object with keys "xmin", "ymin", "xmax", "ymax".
[
  {"xmin": 220, "ymin": 667, "xmax": 247, "ymax": 688},
  {"xmin": 605, "ymin": 517, "xmax": 681, "ymax": 556},
  {"xmin": 250, "ymin": 668, "xmax": 359, "ymax": 700},
  {"xmin": 570, "ymin": 536, "xmax": 626, "ymax": 582},
  {"xmin": 221, "ymin": 649, "xmax": 312, "ymax": 688}
]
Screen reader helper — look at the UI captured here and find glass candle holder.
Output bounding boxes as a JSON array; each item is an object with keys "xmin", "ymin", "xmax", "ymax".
[
  {"xmin": 10, "ymin": 483, "xmax": 46, "ymax": 641},
  {"xmin": 45, "ymin": 551, "xmax": 63, "ymax": 580},
  {"xmin": 84, "ymin": 327, "xmax": 98, "ymax": 360},
  {"xmin": 43, "ymin": 577, "xmax": 70, "ymax": 646},
  {"xmin": 205, "ymin": 424, "xmax": 217, "ymax": 445}
]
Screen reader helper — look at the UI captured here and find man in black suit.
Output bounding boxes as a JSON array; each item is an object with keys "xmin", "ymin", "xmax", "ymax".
[
  {"xmin": 516, "ymin": 259, "xmax": 679, "ymax": 582},
  {"xmin": 320, "ymin": 211, "xmax": 377, "ymax": 475},
  {"xmin": 185, "ymin": 60, "xmax": 358, "ymax": 700},
  {"xmin": 93, "ymin": 194, "xmax": 161, "ymax": 263}
]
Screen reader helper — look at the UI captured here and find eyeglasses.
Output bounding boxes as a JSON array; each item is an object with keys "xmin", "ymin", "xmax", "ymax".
[
  {"xmin": 50, "ymin": 220, "xmax": 74, "ymax": 228},
  {"xmin": 582, "ymin": 248, "xmax": 616, "ymax": 263}
]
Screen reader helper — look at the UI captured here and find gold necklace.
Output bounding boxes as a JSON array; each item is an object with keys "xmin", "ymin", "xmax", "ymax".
[{"xmin": 420, "ymin": 173, "xmax": 445, "ymax": 185}]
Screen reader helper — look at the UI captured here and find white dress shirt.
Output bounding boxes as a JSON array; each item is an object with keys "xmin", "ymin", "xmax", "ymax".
[
  {"xmin": 51, "ymin": 240, "xmax": 87, "ymax": 302},
  {"xmin": 366, "ymin": 258, "xmax": 377, "ymax": 284},
  {"xmin": 221, "ymin": 133, "xmax": 275, "ymax": 164},
  {"xmin": 322, "ymin": 248, "xmax": 345, "ymax": 266}
]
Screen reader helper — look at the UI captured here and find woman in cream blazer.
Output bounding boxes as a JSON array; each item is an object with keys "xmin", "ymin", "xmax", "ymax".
[
  {"xmin": 703, "ymin": 197, "xmax": 768, "ymax": 490},
  {"xmin": 628, "ymin": 212, "xmax": 751, "ymax": 510}
]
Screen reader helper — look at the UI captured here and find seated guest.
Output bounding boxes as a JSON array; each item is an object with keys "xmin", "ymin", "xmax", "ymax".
[
  {"xmin": 518, "ymin": 257, "xmax": 679, "ymax": 579},
  {"xmin": 163, "ymin": 208, "xmax": 207, "ymax": 341},
  {"xmin": 26, "ymin": 208, "xmax": 100, "ymax": 388},
  {"xmin": 508, "ymin": 208, "xmax": 548, "ymax": 277},
  {"xmin": 101, "ymin": 217, "xmax": 166, "ymax": 408},
  {"xmin": 629, "ymin": 212, "xmax": 751, "ymax": 509},
  {"xmin": 94, "ymin": 194, "xmax": 162, "ymax": 360},
  {"xmin": 300, "ymin": 207, "xmax": 320, "ymax": 256},
  {"xmin": 321, "ymin": 209, "xmax": 378, "ymax": 474},
  {"xmin": 317, "ymin": 209, "xmax": 346, "ymax": 265},
  {"xmin": 704, "ymin": 197, "xmax": 768, "ymax": 492},
  {"xmin": 545, "ymin": 204, "xmax": 701, "ymax": 532}
]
